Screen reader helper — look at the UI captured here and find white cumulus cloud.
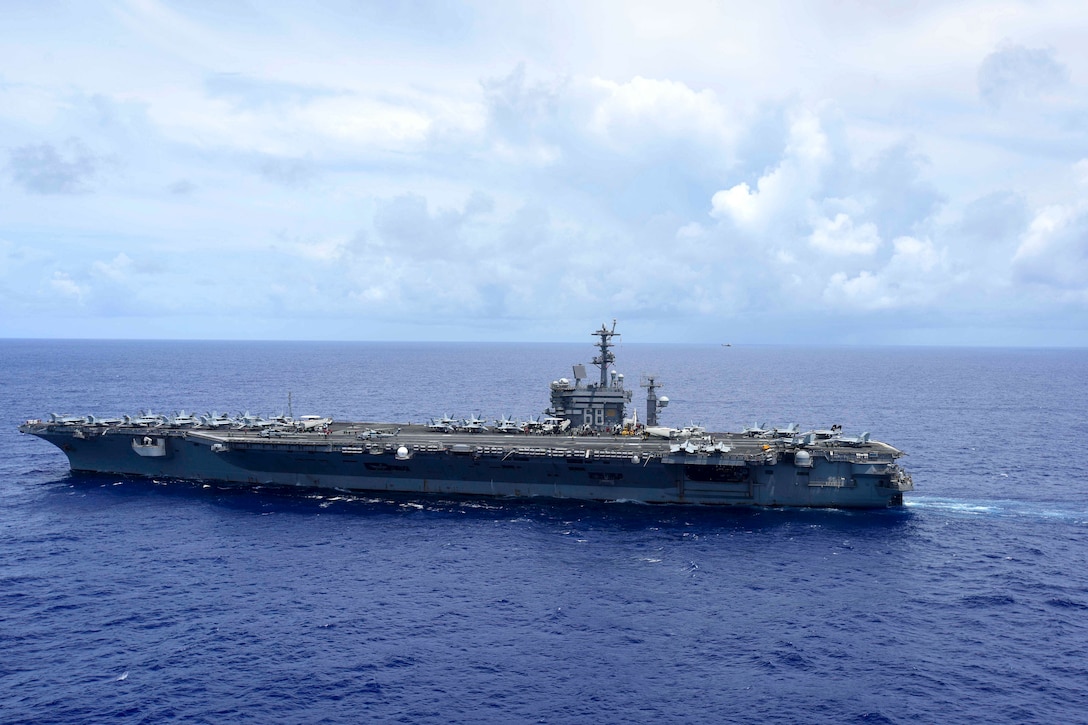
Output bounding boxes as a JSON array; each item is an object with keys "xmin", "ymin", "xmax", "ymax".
[
  {"xmin": 588, "ymin": 76, "xmax": 736, "ymax": 148},
  {"xmin": 710, "ymin": 108, "xmax": 830, "ymax": 231},
  {"xmin": 1013, "ymin": 204, "xmax": 1088, "ymax": 293},
  {"xmin": 809, "ymin": 214, "xmax": 881, "ymax": 255},
  {"xmin": 823, "ymin": 235, "xmax": 946, "ymax": 310},
  {"xmin": 50, "ymin": 271, "xmax": 85, "ymax": 301},
  {"xmin": 1, "ymin": 3, "xmax": 1087, "ymax": 343}
]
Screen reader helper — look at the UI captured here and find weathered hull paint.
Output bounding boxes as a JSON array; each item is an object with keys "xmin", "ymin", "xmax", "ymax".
[{"xmin": 22, "ymin": 424, "xmax": 911, "ymax": 508}]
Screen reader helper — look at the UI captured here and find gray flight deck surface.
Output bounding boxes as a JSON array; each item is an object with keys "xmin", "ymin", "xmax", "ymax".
[{"xmin": 19, "ymin": 323, "xmax": 913, "ymax": 508}]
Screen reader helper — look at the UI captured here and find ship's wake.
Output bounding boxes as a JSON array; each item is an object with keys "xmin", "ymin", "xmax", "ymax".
[{"xmin": 906, "ymin": 496, "xmax": 1087, "ymax": 523}]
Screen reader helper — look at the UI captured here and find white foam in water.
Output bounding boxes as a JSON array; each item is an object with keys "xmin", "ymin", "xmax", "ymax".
[
  {"xmin": 908, "ymin": 497, "xmax": 1087, "ymax": 521},
  {"xmin": 906, "ymin": 498, "xmax": 996, "ymax": 514}
]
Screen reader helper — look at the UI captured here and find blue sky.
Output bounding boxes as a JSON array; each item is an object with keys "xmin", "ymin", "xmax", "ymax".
[{"xmin": 2, "ymin": 0, "xmax": 1086, "ymax": 345}]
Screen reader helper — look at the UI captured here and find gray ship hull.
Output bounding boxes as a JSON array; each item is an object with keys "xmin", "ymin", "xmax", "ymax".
[
  {"xmin": 19, "ymin": 322, "xmax": 913, "ymax": 508},
  {"xmin": 19, "ymin": 421, "xmax": 912, "ymax": 508}
]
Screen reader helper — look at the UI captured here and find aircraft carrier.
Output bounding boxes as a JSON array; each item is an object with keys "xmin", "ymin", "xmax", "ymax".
[{"xmin": 19, "ymin": 322, "xmax": 913, "ymax": 508}]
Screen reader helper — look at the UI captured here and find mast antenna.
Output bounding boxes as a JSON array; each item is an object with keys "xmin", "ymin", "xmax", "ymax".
[
  {"xmin": 640, "ymin": 374, "xmax": 666, "ymax": 427},
  {"xmin": 591, "ymin": 319, "xmax": 620, "ymax": 388}
]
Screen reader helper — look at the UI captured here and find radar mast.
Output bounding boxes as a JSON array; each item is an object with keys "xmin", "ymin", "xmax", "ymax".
[
  {"xmin": 547, "ymin": 319, "xmax": 631, "ymax": 430},
  {"xmin": 640, "ymin": 375, "xmax": 664, "ymax": 427},
  {"xmin": 591, "ymin": 320, "xmax": 620, "ymax": 388}
]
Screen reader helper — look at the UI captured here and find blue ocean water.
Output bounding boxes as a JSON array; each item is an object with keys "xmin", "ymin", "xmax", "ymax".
[{"xmin": 2, "ymin": 340, "xmax": 1087, "ymax": 724}]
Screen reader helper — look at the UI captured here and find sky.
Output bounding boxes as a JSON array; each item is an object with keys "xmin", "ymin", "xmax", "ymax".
[{"xmin": 1, "ymin": 0, "xmax": 1087, "ymax": 345}]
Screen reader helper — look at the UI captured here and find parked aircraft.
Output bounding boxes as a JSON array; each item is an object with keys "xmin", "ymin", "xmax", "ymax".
[
  {"xmin": 126, "ymin": 411, "xmax": 166, "ymax": 427},
  {"xmin": 296, "ymin": 415, "xmax": 331, "ymax": 431},
  {"xmin": 86, "ymin": 415, "xmax": 123, "ymax": 426},
  {"xmin": 461, "ymin": 414, "xmax": 489, "ymax": 433},
  {"xmin": 772, "ymin": 423, "xmax": 800, "ymax": 437},
  {"xmin": 200, "ymin": 412, "xmax": 235, "ymax": 428},
  {"xmin": 742, "ymin": 422, "xmax": 770, "ymax": 437},
  {"xmin": 168, "ymin": 410, "xmax": 199, "ymax": 427},
  {"xmin": 357, "ymin": 428, "xmax": 399, "ymax": 440},
  {"xmin": 541, "ymin": 415, "xmax": 570, "ymax": 434},
  {"xmin": 426, "ymin": 414, "xmax": 462, "ymax": 433},
  {"xmin": 48, "ymin": 413, "xmax": 87, "ymax": 425},
  {"xmin": 493, "ymin": 415, "xmax": 523, "ymax": 434}
]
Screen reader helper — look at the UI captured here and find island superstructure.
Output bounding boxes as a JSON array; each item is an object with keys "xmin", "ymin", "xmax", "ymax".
[{"xmin": 19, "ymin": 322, "xmax": 913, "ymax": 508}]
